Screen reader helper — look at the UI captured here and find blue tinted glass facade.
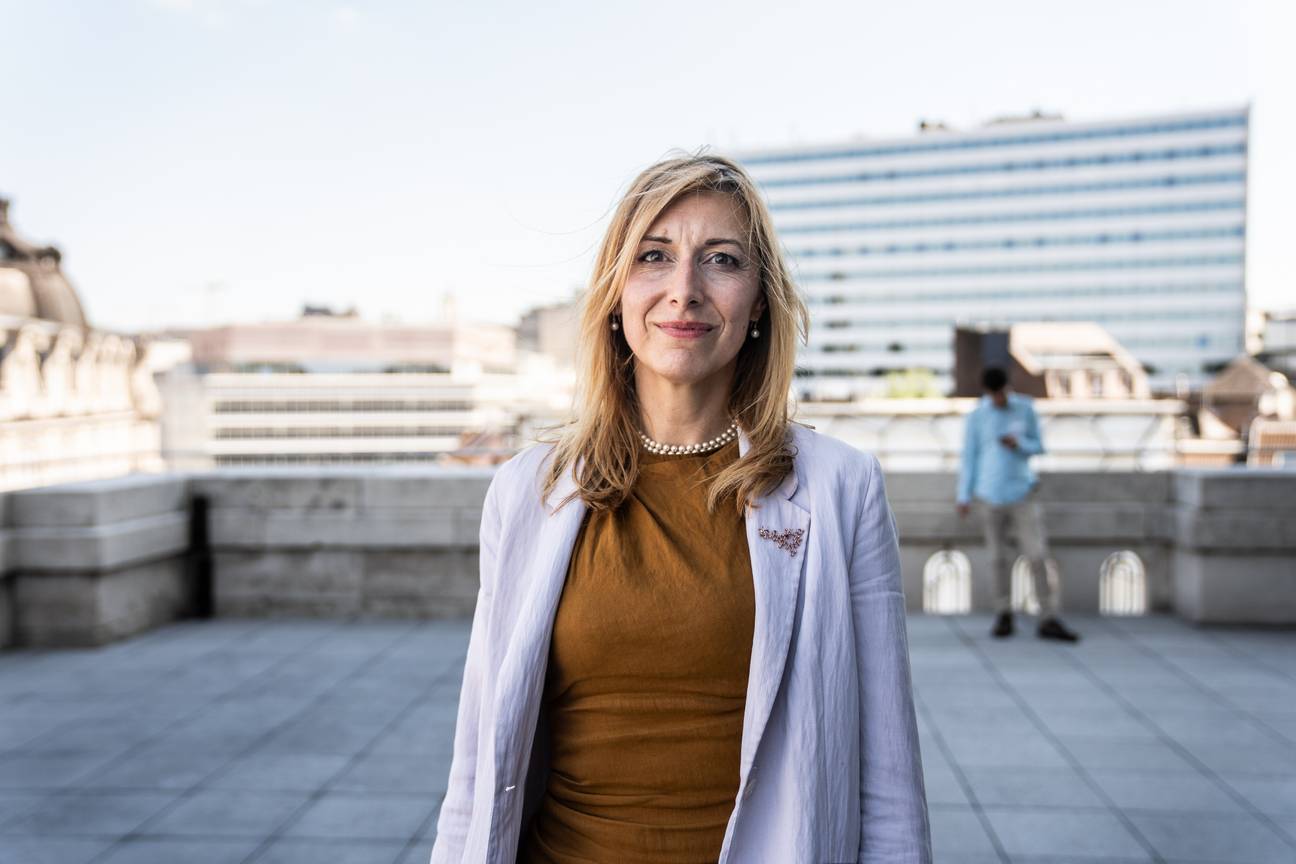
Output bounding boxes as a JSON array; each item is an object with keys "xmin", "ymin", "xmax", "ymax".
[{"xmin": 739, "ymin": 108, "xmax": 1249, "ymax": 391}]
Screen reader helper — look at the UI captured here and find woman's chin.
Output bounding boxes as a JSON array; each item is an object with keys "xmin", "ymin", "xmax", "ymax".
[{"xmin": 639, "ymin": 363, "xmax": 723, "ymax": 388}]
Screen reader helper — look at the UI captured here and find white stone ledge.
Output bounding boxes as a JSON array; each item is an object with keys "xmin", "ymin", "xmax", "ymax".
[
  {"xmin": 190, "ymin": 472, "xmax": 364, "ymax": 510},
  {"xmin": 9, "ymin": 474, "xmax": 189, "ymax": 528},
  {"xmin": 189, "ymin": 467, "xmax": 494, "ymax": 511},
  {"xmin": 883, "ymin": 471, "xmax": 1173, "ymax": 504},
  {"xmin": 1172, "ymin": 506, "xmax": 1296, "ymax": 551},
  {"xmin": 1174, "ymin": 469, "xmax": 1296, "ymax": 510},
  {"xmin": 11, "ymin": 512, "xmax": 190, "ymax": 572},
  {"xmin": 207, "ymin": 506, "xmax": 480, "ymax": 548}
]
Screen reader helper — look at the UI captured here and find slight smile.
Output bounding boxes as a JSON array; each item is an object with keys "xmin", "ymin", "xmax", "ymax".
[{"xmin": 655, "ymin": 321, "xmax": 715, "ymax": 339}]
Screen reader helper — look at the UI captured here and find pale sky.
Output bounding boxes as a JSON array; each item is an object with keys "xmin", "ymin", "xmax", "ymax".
[{"xmin": 1, "ymin": 0, "xmax": 1292, "ymax": 334}]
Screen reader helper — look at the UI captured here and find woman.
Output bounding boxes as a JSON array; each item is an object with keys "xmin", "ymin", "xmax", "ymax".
[{"xmin": 430, "ymin": 155, "xmax": 931, "ymax": 864}]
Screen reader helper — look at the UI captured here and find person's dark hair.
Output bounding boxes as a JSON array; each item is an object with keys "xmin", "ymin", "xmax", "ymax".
[{"xmin": 982, "ymin": 367, "xmax": 1008, "ymax": 392}]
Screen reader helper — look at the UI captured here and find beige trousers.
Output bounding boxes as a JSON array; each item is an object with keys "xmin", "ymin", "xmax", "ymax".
[{"xmin": 979, "ymin": 488, "xmax": 1059, "ymax": 616}]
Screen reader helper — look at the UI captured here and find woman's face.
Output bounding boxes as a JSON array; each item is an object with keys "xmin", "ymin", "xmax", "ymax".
[{"xmin": 617, "ymin": 191, "xmax": 765, "ymax": 393}]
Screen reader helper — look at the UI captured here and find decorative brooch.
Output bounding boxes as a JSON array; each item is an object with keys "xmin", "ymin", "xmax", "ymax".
[{"xmin": 758, "ymin": 527, "xmax": 805, "ymax": 556}]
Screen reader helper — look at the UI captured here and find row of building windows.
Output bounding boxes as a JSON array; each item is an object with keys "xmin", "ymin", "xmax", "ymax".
[
  {"xmin": 214, "ymin": 453, "xmax": 447, "ymax": 465},
  {"xmin": 811, "ymin": 307, "xmax": 1242, "ymax": 334},
  {"xmin": 742, "ymin": 113, "xmax": 1245, "ymax": 166},
  {"xmin": 759, "ymin": 143, "xmax": 1244, "ymax": 189},
  {"xmin": 213, "ymin": 426, "xmax": 466, "ymax": 440},
  {"xmin": 778, "ymin": 198, "xmax": 1244, "ymax": 236},
  {"xmin": 789, "ymin": 225, "xmax": 1243, "ymax": 259},
  {"xmin": 801, "ymin": 331, "xmax": 1237, "ymax": 356},
  {"xmin": 801, "ymin": 253, "xmax": 1243, "ymax": 282},
  {"xmin": 808, "ymin": 280, "xmax": 1241, "ymax": 306},
  {"xmin": 212, "ymin": 400, "xmax": 475, "ymax": 414},
  {"xmin": 770, "ymin": 171, "xmax": 1244, "ymax": 213},
  {"xmin": 796, "ymin": 366, "xmax": 1200, "ymax": 379}
]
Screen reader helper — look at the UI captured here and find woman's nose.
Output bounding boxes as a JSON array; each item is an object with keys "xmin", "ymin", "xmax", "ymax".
[{"xmin": 667, "ymin": 259, "xmax": 704, "ymax": 306}]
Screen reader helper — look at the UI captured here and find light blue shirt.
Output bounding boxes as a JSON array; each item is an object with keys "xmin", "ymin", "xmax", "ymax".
[{"xmin": 957, "ymin": 392, "xmax": 1045, "ymax": 506}]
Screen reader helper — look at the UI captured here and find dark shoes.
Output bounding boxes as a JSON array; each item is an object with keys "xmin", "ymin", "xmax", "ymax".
[
  {"xmin": 991, "ymin": 613, "xmax": 1081, "ymax": 642},
  {"xmin": 991, "ymin": 612, "xmax": 1014, "ymax": 638},
  {"xmin": 1037, "ymin": 616, "xmax": 1081, "ymax": 643}
]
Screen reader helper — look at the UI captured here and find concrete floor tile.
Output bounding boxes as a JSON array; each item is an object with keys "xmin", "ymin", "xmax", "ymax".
[
  {"xmin": 963, "ymin": 766, "xmax": 1106, "ymax": 808},
  {"xmin": 207, "ymin": 753, "xmax": 350, "ymax": 793},
  {"xmin": 142, "ymin": 789, "xmax": 310, "ymax": 838},
  {"xmin": 329, "ymin": 752, "xmax": 448, "ymax": 796},
  {"xmin": 282, "ymin": 792, "xmax": 437, "ymax": 841},
  {"xmin": 253, "ymin": 838, "xmax": 407, "ymax": 864},
  {"xmin": 1219, "ymin": 775, "xmax": 1296, "ymax": 816},
  {"xmin": 0, "ymin": 836, "xmax": 114, "ymax": 864},
  {"xmin": 0, "ymin": 752, "xmax": 122, "ymax": 790},
  {"xmin": 96, "ymin": 837, "xmax": 262, "ymax": 864},
  {"xmin": 79, "ymin": 750, "xmax": 232, "ymax": 792},
  {"xmin": 982, "ymin": 808, "xmax": 1151, "ymax": 859},
  {"xmin": 1088, "ymin": 769, "xmax": 1245, "ymax": 813},
  {"xmin": 6, "ymin": 791, "xmax": 177, "ymax": 838},
  {"xmin": 1125, "ymin": 811, "xmax": 1296, "ymax": 863},
  {"xmin": 1057, "ymin": 735, "xmax": 1197, "ymax": 773},
  {"xmin": 928, "ymin": 805, "xmax": 999, "ymax": 857}
]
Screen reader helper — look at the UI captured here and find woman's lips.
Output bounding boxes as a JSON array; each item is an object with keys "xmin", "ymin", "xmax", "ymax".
[{"xmin": 655, "ymin": 323, "xmax": 714, "ymax": 339}]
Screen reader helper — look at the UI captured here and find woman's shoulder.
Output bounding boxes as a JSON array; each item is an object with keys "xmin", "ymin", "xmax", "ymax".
[
  {"xmin": 788, "ymin": 421, "xmax": 882, "ymax": 482},
  {"xmin": 484, "ymin": 439, "xmax": 560, "ymax": 514}
]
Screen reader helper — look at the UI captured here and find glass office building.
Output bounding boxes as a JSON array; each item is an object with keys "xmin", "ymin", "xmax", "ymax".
[{"xmin": 739, "ymin": 107, "xmax": 1248, "ymax": 397}]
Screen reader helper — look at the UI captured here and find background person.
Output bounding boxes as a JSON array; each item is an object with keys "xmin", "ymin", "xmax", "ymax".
[{"xmin": 957, "ymin": 367, "xmax": 1080, "ymax": 642}]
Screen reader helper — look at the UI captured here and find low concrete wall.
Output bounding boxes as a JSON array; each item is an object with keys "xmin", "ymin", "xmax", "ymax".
[
  {"xmin": 1170, "ymin": 470, "xmax": 1296, "ymax": 625},
  {"xmin": 886, "ymin": 471, "xmax": 1175, "ymax": 615},
  {"xmin": 4, "ymin": 474, "xmax": 192, "ymax": 647},
  {"xmin": 192, "ymin": 468, "xmax": 491, "ymax": 619},
  {"xmin": 0, "ymin": 493, "xmax": 12, "ymax": 648},
  {"xmin": 1, "ymin": 465, "xmax": 1292, "ymax": 647}
]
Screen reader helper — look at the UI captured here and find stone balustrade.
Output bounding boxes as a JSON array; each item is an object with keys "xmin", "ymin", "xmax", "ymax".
[{"xmin": 1, "ymin": 465, "xmax": 1293, "ymax": 647}]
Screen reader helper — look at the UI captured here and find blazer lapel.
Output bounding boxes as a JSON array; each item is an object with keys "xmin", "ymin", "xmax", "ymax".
[
  {"xmin": 736, "ymin": 426, "xmax": 810, "ymax": 776},
  {"xmin": 491, "ymin": 457, "xmax": 587, "ymax": 788}
]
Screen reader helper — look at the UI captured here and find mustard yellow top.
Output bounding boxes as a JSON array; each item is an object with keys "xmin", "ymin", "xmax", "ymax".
[{"xmin": 517, "ymin": 437, "xmax": 754, "ymax": 864}]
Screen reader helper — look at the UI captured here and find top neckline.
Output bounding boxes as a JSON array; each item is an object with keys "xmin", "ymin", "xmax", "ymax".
[{"xmin": 638, "ymin": 437, "xmax": 740, "ymax": 474}]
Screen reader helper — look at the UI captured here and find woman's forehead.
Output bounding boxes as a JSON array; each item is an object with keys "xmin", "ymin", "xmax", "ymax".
[{"xmin": 645, "ymin": 190, "xmax": 749, "ymax": 239}]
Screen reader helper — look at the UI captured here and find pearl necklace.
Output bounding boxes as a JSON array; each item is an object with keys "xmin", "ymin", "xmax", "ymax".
[{"xmin": 638, "ymin": 420, "xmax": 739, "ymax": 456}]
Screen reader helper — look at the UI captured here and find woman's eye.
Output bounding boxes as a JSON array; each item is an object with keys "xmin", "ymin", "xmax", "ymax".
[
  {"xmin": 638, "ymin": 249, "xmax": 667, "ymax": 263},
  {"xmin": 709, "ymin": 252, "xmax": 740, "ymax": 267}
]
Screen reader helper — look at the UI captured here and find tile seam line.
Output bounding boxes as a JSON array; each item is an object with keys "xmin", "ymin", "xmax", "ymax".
[
  {"xmin": 911, "ymin": 615, "xmax": 1013, "ymax": 864},
  {"xmin": 240, "ymin": 620, "xmax": 445, "ymax": 864},
  {"xmin": 0, "ymin": 620, "xmax": 309, "ymax": 841},
  {"xmin": 82, "ymin": 620, "xmax": 416, "ymax": 864},
  {"xmin": 947, "ymin": 615, "xmax": 1167, "ymax": 864},
  {"xmin": 1083, "ymin": 617, "xmax": 1296, "ymax": 853}
]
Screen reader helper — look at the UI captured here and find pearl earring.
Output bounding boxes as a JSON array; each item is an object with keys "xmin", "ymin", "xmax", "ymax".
[
  {"xmin": 750, "ymin": 325, "xmax": 760, "ymax": 338},
  {"xmin": 610, "ymin": 317, "xmax": 620, "ymax": 331}
]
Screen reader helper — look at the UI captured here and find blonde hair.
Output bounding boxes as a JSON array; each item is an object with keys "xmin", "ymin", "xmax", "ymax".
[{"xmin": 539, "ymin": 152, "xmax": 810, "ymax": 516}]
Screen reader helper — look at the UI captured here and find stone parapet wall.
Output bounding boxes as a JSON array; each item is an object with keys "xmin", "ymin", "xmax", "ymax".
[
  {"xmin": 192, "ymin": 468, "xmax": 491, "ymax": 619},
  {"xmin": 885, "ymin": 471, "xmax": 1176, "ymax": 615},
  {"xmin": 1, "ymin": 474, "xmax": 192, "ymax": 646},
  {"xmin": 1170, "ymin": 470, "xmax": 1296, "ymax": 625},
  {"xmin": 1, "ymin": 465, "xmax": 1292, "ymax": 647}
]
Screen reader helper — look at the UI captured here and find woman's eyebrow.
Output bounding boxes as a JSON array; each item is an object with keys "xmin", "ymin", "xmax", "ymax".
[{"xmin": 639, "ymin": 235, "xmax": 743, "ymax": 248}]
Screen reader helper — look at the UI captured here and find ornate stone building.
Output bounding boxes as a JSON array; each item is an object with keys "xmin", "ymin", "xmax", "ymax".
[{"xmin": 0, "ymin": 197, "xmax": 163, "ymax": 491}]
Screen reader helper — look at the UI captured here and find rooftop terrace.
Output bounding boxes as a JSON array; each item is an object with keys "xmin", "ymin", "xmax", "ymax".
[{"xmin": 1, "ymin": 614, "xmax": 1294, "ymax": 863}]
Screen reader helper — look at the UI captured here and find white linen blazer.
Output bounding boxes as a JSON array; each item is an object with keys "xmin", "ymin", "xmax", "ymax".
[{"xmin": 430, "ymin": 422, "xmax": 932, "ymax": 864}]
